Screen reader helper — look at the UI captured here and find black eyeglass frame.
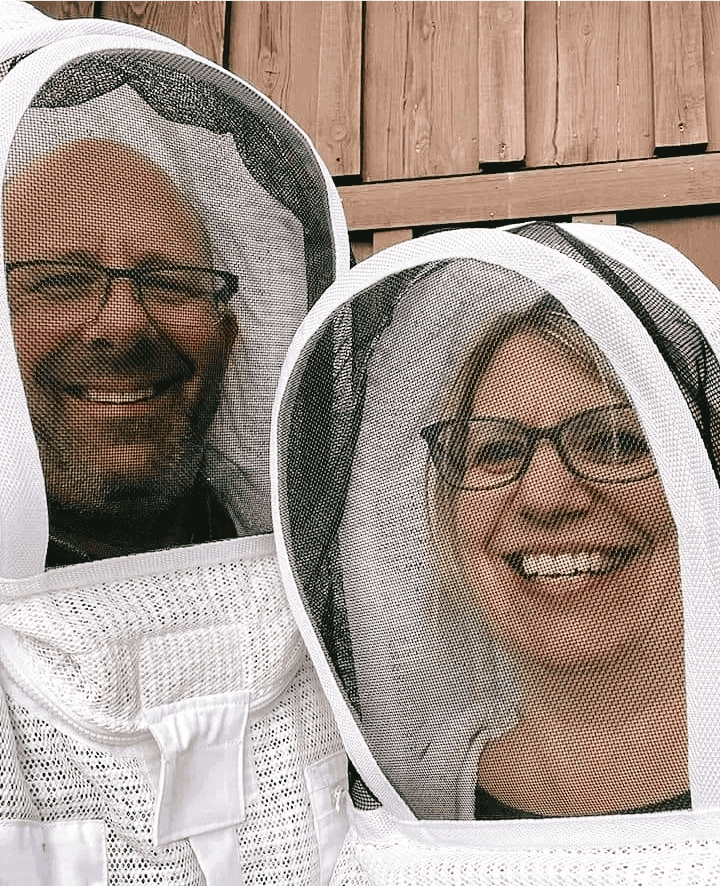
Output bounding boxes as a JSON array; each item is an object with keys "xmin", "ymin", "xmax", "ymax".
[
  {"xmin": 421, "ymin": 404, "xmax": 658, "ymax": 490},
  {"xmin": 5, "ymin": 259, "xmax": 239, "ymax": 309}
]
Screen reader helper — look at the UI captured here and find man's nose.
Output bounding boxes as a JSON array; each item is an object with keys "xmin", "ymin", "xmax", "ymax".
[
  {"xmin": 513, "ymin": 438, "xmax": 592, "ymax": 525},
  {"xmin": 80, "ymin": 276, "xmax": 155, "ymax": 344}
]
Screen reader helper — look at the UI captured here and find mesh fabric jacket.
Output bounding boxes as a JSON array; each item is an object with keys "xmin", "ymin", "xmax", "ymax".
[
  {"xmin": 0, "ymin": 3, "xmax": 349, "ymax": 884},
  {"xmin": 272, "ymin": 224, "xmax": 720, "ymax": 884}
]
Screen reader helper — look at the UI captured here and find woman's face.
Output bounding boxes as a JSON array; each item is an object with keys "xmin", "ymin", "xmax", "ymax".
[{"xmin": 452, "ymin": 332, "xmax": 681, "ymax": 668}]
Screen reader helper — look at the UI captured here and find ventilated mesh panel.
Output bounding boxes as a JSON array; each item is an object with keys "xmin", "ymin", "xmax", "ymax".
[
  {"xmin": 3, "ymin": 50, "xmax": 338, "ymax": 556},
  {"xmin": 277, "ymin": 227, "xmax": 710, "ymax": 826}
]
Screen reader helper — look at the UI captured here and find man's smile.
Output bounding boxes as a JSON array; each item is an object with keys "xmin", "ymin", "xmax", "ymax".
[{"xmin": 60, "ymin": 375, "xmax": 186, "ymax": 405}]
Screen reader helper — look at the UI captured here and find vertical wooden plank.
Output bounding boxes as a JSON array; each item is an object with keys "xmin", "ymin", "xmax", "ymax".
[
  {"xmin": 524, "ymin": 0, "xmax": 558, "ymax": 168},
  {"xmin": 617, "ymin": 2, "xmax": 654, "ymax": 159},
  {"xmin": 126, "ymin": 1, "xmax": 195, "ymax": 52},
  {"xmin": 185, "ymin": 2, "xmax": 226, "ymax": 66},
  {"xmin": 363, "ymin": 2, "xmax": 479, "ymax": 182},
  {"xmin": 477, "ymin": 1, "xmax": 525, "ymax": 164},
  {"xmin": 29, "ymin": 2, "xmax": 95, "ymax": 17},
  {"xmin": 227, "ymin": 3, "xmax": 320, "ymax": 137},
  {"xmin": 702, "ymin": 1, "xmax": 720, "ymax": 151},
  {"xmin": 650, "ymin": 1, "xmax": 708, "ymax": 150},
  {"xmin": 315, "ymin": 2, "xmax": 362, "ymax": 177},
  {"xmin": 555, "ymin": 2, "xmax": 621, "ymax": 165},
  {"xmin": 372, "ymin": 228, "xmax": 413, "ymax": 254},
  {"xmin": 351, "ymin": 236, "xmax": 374, "ymax": 264},
  {"xmin": 629, "ymin": 215, "xmax": 720, "ymax": 287},
  {"xmin": 98, "ymin": 2, "xmax": 226, "ymax": 64}
]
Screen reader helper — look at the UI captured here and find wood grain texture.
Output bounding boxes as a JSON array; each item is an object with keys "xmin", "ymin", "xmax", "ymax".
[
  {"xmin": 617, "ymin": 2, "xmax": 654, "ymax": 159},
  {"xmin": 477, "ymin": 1, "xmax": 525, "ymax": 164},
  {"xmin": 227, "ymin": 2, "xmax": 361, "ymax": 177},
  {"xmin": 98, "ymin": 2, "xmax": 226, "ymax": 64},
  {"xmin": 702, "ymin": 1, "xmax": 720, "ymax": 151},
  {"xmin": 363, "ymin": 2, "xmax": 479, "ymax": 182},
  {"xmin": 524, "ymin": 0, "xmax": 558, "ymax": 167},
  {"xmin": 526, "ymin": 2, "xmax": 654, "ymax": 166},
  {"xmin": 29, "ymin": 2, "xmax": 95, "ymax": 18},
  {"xmin": 315, "ymin": 2, "xmax": 362, "ymax": 176},
  {"xmin": 555, "ymin": 2, "xmax": 620, "ymax": 164},
  {"xmin": 338, "ymin": 154, "xmax": 720, "ymax": 230},
  {"xmin": 650, "ymin": 1, "xmax": 708, "ymax": 149}
]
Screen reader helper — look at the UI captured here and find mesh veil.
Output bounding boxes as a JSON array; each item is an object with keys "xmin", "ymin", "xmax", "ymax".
[{"xmin": 273, "ymin": 224, "xmax": 720, "ymax": 882}]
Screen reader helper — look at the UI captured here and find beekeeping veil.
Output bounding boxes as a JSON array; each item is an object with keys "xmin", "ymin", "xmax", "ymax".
[
  {"xmin": 0, "ymin": 3, "xmax": 349, "ymax": 884},
  {"xmin": 273, "ymin": 224, "xmax": 720, "ymax": 884}
]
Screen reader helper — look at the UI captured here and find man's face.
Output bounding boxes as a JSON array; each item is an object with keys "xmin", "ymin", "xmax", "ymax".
[{"xmin": 4, "ymin": 140, "xmax": 237, "ymax": 517}]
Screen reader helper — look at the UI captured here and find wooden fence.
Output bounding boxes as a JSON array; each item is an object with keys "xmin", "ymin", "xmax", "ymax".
[{"xmin": 24, "ymin": 2, "xmax": 720, "ymax": 283}]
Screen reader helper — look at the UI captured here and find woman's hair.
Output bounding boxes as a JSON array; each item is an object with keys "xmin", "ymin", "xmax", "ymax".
[{"xmin": 426, "ymin": 292, "xmax": 627, "ymax": 631}]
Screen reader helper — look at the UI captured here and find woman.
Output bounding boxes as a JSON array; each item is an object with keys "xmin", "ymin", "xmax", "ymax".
[
  {"xmin": 274, "ymin": 224, "xmax": 720, "ymax": 884},
  {"xmin": 423, "ymin": 294, "xmax": 689, "ymax": 818}
]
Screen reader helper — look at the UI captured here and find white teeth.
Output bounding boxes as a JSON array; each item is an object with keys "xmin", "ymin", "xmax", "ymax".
[
  {"xmin": 84, "ymin": 389, "xmax": 154, "ymax": 404},
  {"xmin": 521, "ymin": 551, "xmax": 617, "ymax": 578}
]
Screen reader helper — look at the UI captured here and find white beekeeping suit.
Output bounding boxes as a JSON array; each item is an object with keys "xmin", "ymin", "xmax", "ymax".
[
  {"xmin": 0, "ymin": 2, "xmax": 350, "ymax": 883},
  {"xmin": 272, "ymin": 223, "xmax": 720, "ymax": 884}
]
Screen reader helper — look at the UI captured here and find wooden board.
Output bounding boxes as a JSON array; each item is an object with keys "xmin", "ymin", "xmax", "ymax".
[
  {"xmin": 524, "ymin": 0, "xmax": 557, "ymax": 167},
  {"xmin": 555, "ymin": 2, "xmax": 621, "ymax": 164},
  {"xmin": 338, "ymin": 154, "xmax": 720, "ymax": 230},
  {"xmin": 477, "ymin": 1, "xmax": 525, "ymax": 164},
  {"xmin": 650, "ymin": 1, "xmax": 708, "ymax": 150},
  {"xmin": 29, "ymin": 2, "xmax": 95, "ymax": 17},
  {"xmin": 702, "ymin": 1, "xmax": 720, "ymax": 152},
  {"xmin": 617, "ymin": 2, "xmax": 654, "ymax": 160},
  {"xmin": 363, "ymin": 2, "xmax": 479, "ymax": 181},
  {"xmin": 526, "ymin": 2, "xmax": 654, "ymax": 166},
  {"xmin": 98, "ymin": 2, "xmax": 226, "ymax": 64},
  {"xmin": 227, "ymin": 1, "xmax": 361, "ymax": 177},
  {"xmin": 315, "ymin": 2, "xmax": 362, "ymax": 177}
]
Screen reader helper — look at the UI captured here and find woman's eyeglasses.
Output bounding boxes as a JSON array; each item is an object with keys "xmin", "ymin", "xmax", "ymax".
[{"xmin": 421, "ymin": 404, "xmax": 657, "ymax": 490}]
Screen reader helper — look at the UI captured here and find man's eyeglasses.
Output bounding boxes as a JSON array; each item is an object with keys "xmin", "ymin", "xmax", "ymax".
[
  {"xmin": 5, "ymin": 260, "xmax": 238, "ymax": 325},
  {"xmin": 421, "ymin": 404, "xmax": 657, "ymax": 490}
]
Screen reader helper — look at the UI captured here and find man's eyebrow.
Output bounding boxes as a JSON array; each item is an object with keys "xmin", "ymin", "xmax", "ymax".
[
  {"xmin": 134, "ymin": 252, "xmax": 205, "ymax": 269},
  {"xmin": 42, "ymin": 250, "xmax": 102, "ymax": 265}
]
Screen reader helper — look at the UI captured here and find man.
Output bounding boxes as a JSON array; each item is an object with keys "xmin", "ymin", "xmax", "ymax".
[
  {"xmin": 0, "ymin": 32, "xmax": 349, "ymax": 880},
  {"xmin": 4, "ymin": 138, "xmax": 240, "ymax": 564}
]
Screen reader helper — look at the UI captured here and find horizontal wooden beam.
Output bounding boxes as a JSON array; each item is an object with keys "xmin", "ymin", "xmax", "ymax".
[{"xmin": 338, "ymin": 153, "xmax": 720, "ymax": 231}]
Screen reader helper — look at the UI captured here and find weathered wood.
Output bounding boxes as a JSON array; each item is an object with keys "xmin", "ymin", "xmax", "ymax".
[
  {"xmin": 555, "ymin": 3, "xmax": 620, "ymax": 164},
  {"xmin": 617, "ymin": 2, "xmax": 654, "ymax": 159},
  {"xmin": 363, "ymin": 2, "xmax": 479, "ymax": 181},
  {"xmin": 227, "ymin": 2, "xmax": 361, "ymax": 177},
  {"xmin": 702, "ymin": 1, "xmax": 720, "ymax": 151},
  {"xmin": 650, "ymin": 1, "xmax": 708, "ymax": 149},
  {"xmin": 29, "ymin": 2, "xmax": 95, "ymax": 17},
  {"xmin": 227, "ymin": 3, "xmax": 321, "ymax": 146},
  {"xmin": 477, "ymin": 1, "xmax": 525, "ymax": 164},
  {"xmin": 524, "ymin": 0, "xmax": 558, "ymax": 168},
  {"xmin": 630, "ymin": 214, "xmax": 720, "ymax": 287},
  {"xmin": 98, "ymin": 2, "xmax": 226, "ymax": 64},
  {"xmin": 571, "ymin": 213, "xmax": 617, "ymax": 225},
  {"xmin": 373, "ymin": 229, "xmax": 413, "ymax": 255},
  {"xmin": 315, "ymin": 2, "xmax": 362, "ymax": 176},
  {"xmin": 338, "ymin": 154, "xmax": 720, "ymax": 231}
]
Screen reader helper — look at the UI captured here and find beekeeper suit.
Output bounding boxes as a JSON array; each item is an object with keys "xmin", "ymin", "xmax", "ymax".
[
  {"xmin": 0, "ymin": 3, "xmax": 349, "ymax": 883},
  {"xmin": 272, "ymin": 222, "xmax": 720, "ymax": 884}
]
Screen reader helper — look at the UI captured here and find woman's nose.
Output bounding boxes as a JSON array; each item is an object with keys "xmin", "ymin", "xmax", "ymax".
[
  {"xmin": 513, "ymin": 438, "xmax": 593, "ymax": 525},
  {"xmin": 80, "ymin": 277, "xmax": 155, "ymax": 344}
]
